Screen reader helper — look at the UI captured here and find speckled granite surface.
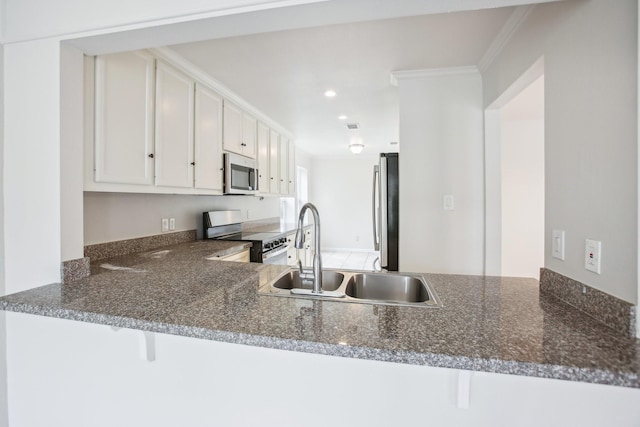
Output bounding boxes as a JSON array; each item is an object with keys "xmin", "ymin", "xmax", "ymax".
[
  {"xmin": 1, "ymin": 241, "xmax": 639, "ymax": 388},
  {"xmin": 61, "ymin": 257, "xmax": 91, "ymax": 283},
  {"xmin": 84, "ymin": 230, "xmax": 197, "ymax": 261},
  {"xmin": 540, "ymin": 268, "xmax": 635, "ymax": 337}
]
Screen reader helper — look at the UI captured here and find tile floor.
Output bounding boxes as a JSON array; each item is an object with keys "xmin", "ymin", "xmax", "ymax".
[{"xmin": 321, "ymin": 250, "xmax": 379, "ymax": 271}]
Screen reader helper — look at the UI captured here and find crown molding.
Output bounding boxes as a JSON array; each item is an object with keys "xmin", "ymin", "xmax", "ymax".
[
  {"xmin": 390, "ymin": 66, "xmax": 480, "ymax": 86},
  {"xmin": 478, "ymin": 4, "xmax": 535, "ymax": 73}
]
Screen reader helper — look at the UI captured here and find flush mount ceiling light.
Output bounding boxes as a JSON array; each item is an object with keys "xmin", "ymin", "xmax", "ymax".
[
  {"xmin": 348, "ymin": 135, "xmax": 364, "ymax": 154},
  {"xmin": 349, "ymin": 143, "xmax": 364, "ymax": 154},
  {"xmin": 324, "ymin": 89, "xmax": 337, "ymax": 98},
  {"xmin": 338, "ymin": 115, "xmax": 348, "ymax": 120}
]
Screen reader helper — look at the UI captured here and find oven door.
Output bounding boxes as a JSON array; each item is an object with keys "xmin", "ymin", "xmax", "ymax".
[{"xmin": 262, "ymin": 245, "xmax": 289, "ymax": 265}]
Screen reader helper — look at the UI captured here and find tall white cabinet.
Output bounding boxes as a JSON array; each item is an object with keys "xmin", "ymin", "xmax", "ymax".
[
  {"xmin": 154, "ymin": 61, "xmax": 195, "ymax": 188},
  {"xmin": 93, "ymin": 51, "xmax": 155, "ymax": 185},
  {"xmin": 194, "ymin": 84, "xmax": 224, "ymax": 191}
]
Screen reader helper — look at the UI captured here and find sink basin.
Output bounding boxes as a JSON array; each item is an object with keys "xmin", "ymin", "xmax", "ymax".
[
  {"xmin": 345, "ymin": 273, "xmax": 432, "ymax": 304},
  {"xmin": 272, "ymin": 270, "xmax": 344, "ymax": 292},
  {"xmin": 259, "ymin": 268, "xmax": 441, "ymax": 308}
]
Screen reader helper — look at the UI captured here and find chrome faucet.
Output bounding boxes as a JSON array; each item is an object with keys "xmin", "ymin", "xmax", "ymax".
[{"xmin": 295, "ymin": 203, "xmax": 323, "ymax": 294}]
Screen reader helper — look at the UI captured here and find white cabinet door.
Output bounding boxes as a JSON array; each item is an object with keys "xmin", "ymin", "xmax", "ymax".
[
  {"xmin": 288, "ymin": 139, "xmax": 296, "ymax": 196},
  {"xmin": 279, "ymin": 136, "xmax": 288, "ymax": 195},
  {"xmin": 269, "ymin": 129, "xmax": 280, "ymax": 194},
  {"xmin": 257, "ymin": 121, "xmax": 270, "ymax": 193},
  {"xmin": 194, "ymin": 84, "xmax": 223, "ymax": 190},
  {"xmin": 223, "ymin": 100, "xmax": 243, "ymax": 155},
  {"xmin": 94, "ymin": 51, "xmax": 155, "ymax": 185},
  {"xmin": 154, "ymin": 61, "xmax": 195, "ymax": 188},
  {"xmin": 223, "ymin": 100, "xmax": 257, "ymax": 159},
  {"xmin": 241, "ymin": 112, "xmax": 257, "ymax": 158}
]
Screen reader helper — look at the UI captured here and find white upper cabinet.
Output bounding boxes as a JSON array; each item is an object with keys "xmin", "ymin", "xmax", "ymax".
[
  {"xmin": 257, "ymin": 121, "xmax": 270, "ymax": 193},
  {"xmin": 269, "ymin": 129, "xmax": 280, "ymax": 194},
  {"xmin": 94, "ymin": 51, "xmax": 155, "ymax": 185},
  {"xmin": 154, "ymin": 61, "xmax": 195, "ymax": 188},
  {"xmin": 241, "ymin": 111, "xmax": 258, "ymax": 158},
  {"xmin": 87, "ymin": 49, "xmax": 290, "ymax": 195},
  {"xmin": 223, "ymin": 100, "xmax": 257, "ymax": 159},
  {"xmin": 279, "ymin": 136, "xmax": 288, "ymax": 195},
  {"xmin": 194, "ymin": 83, "xmax": 224, "ymax": 191}
]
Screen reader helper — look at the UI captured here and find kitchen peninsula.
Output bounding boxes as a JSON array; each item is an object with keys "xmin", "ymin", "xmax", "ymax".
[{"xmin": 1, "ymin": 240, "xmax": 639, "ymax": 426}]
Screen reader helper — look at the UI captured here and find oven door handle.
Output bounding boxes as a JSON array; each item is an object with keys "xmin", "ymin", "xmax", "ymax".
[{"xmin": 262, "ymin": 245, "xmax": 289, "ymax": 260}]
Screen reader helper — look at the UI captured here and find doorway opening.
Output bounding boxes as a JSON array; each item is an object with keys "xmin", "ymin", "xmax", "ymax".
[{"xmin": 485, "ymin": 57, "xmax": 545, "ymax": 279}]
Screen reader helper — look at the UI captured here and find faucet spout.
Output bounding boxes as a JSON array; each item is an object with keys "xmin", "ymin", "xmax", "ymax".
[{"xmin": 295, "ymin": 203, "xmax": 322, "ymax": 294}]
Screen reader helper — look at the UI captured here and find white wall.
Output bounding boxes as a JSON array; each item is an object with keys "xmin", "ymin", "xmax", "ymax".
[
  {"xmin": 84, "ymin": 192, "xmax": 281, "ymax": 244},
  {"xmin": 60, "ymin": 44, "xmax": 86, "ymax": 261},
  {"xmin": 483, "ymin": 0, "xmax": 638, "ymax": 303},
  {"xmin": 4, "ymin": 39, "xmax": 62, "ymax": 295},
  {"xmin": 310, "ymin": 156, "xmax": 377, "ymax": 251},
  {"xmin": 0, "ymin": 42, "xmax": 8, "ymax": 427},
  {"xmin": 396, "ymin": 70, "xmax": 485, "ymax": 275},
  {"xmin": 500, "ymin": 76, "xmax": 544, "ymax": 279},
  {"xmin": 501, "ymin": 119, "xmax": 544, "ymax": 278}
]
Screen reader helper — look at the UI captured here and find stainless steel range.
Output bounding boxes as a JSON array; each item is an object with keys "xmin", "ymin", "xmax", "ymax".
[{"xmin": 203, "ymin": 210, "xmax": 289, "ymax": 265}]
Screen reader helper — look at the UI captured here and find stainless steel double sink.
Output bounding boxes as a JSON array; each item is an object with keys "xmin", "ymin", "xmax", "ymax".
[{"xmin": 258, "ymin": 269, "xmax": 441, "ymax": 308}]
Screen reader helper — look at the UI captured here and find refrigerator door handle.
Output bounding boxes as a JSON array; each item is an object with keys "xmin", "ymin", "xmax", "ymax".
[
  {"xmin": 372, "ymin": 165, "xmax": 380, "ymax": 251},
  {"xmin": 380, "ymin": 156, "xmax": 388, "ymax": 268}
]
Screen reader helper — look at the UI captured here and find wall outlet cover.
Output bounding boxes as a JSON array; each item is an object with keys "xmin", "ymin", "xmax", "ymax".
[
  {"xmin": 161, "ymin": 218, "xmax": 169, "ymax": 233},
  {"xmin": 584, "ymin": 239, "xmax": 601, "ymax": 274}
]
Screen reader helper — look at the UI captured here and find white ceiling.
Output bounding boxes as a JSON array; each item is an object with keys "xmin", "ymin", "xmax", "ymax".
[
  {"xmin": 68, "ymin": 0, "xmax": 564, "ymax": 159},
  {"xmin": 169, "ymin": 8, "xmax": 516, "ymax": 158}
]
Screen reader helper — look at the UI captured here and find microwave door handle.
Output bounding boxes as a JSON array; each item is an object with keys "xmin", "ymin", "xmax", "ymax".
[{"xmin": 372, "ymin": 165, "xmax": 380, "ymax": 251}]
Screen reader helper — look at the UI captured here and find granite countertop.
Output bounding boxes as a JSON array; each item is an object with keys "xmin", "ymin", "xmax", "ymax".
[{"xmin": 1, "ymin": 240, "xmax": 638, "ymax": 388}]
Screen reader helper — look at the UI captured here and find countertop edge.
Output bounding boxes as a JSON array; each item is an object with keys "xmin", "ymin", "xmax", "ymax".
[{"xmin": 2, "ymin": 299, "xmax": 638, "ymax": 389}]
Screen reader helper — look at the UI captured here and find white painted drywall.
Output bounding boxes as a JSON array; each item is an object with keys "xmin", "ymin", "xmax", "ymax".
[
  {"xmin": 83, "ymin": 192, "xmax": 281, "ymax": 244},
  {"xmin": 0, "ymin": 43, "xmax": 7, "ymax": 427},
  {"xmin": 6, "ymin": 312, "xmax": 640, "ymax": 426},
  {"xmin": 396, "ymin": 70, "xmax": 485, "ymax": 275},
  {"xmin": 500, "ymin": 77, "xmax": 544, "ymax": 279},
  {"xmin": 60, "ymin": 44, "xmax": 86, "ymax": 261},
  {"xmin": 483, "ymin": 0, "xmax": 638, "ymax": 304},
  {"xmin": 4, "ymin": 39, "xmax": 62, "ymax": 294},
  {"xmin": 501, "ymin": 118, "xmax": 544, "ymax": 278},
  {"xmin": 309, "ymin": 156, "xmax": 377, "ymax": 251}
]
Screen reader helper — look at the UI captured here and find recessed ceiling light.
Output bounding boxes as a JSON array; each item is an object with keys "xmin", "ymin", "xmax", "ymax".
[
  {"xmin": 338, "ymin": 115, "xmax": 348, "ymax": 120},
  {"xmin": 324, "ymin": 90, "xmax": 337, "ymax": 98}
]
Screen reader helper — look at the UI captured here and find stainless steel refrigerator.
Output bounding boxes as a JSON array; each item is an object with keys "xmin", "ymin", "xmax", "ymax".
[{"xmin": 372, "ymin": 153, "xmax": 399, "ymax": 271}]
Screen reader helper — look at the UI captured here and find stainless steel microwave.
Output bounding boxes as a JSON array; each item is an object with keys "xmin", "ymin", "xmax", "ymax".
[{"xmin": 223, "ymin": 152, "xmax": 258, "ymax": 195}]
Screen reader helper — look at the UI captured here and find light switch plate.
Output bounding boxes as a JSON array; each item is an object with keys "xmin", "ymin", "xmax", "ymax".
[
  {"xmin": 584, "ymin": 239, "xmax": 601, "ymax": 274},
  {"xmin": 552, "ymin": 230, "xmax": 565, "ymax": 260},
  {"xmin": 161, "ymin": 218, "xmax": 169, "ymax": 233},
  {"xmin": 443, "ymin": 194, "xmax": 454, "ymax": 211}
]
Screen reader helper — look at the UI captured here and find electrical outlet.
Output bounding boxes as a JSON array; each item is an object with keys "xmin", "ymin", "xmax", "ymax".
[
  {"xmin": 169, "ymin": 218, "xmax": 175, "ymax": 231},
  {"xmin": 246, "ymin": 210, "xmax": 251, "ymax": 219},
  {"xmin": 161, "ymin": 218, "xmax": 169, "ymax": 232},
  {"xmin": 584, "ymin": 239, "xmax": 601, "ymax": 274},
  {"xmin": 355, "ymin": 234, "xmax": 359, "ymax": 242}
]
